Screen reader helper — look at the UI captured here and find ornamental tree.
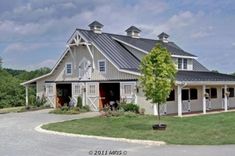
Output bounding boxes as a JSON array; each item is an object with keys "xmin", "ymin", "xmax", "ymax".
[{"xmin": 140, "ymin": 43, "xmax": 176, "ymax": 125}]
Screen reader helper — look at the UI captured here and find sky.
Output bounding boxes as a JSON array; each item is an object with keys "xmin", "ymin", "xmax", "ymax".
[{"xmin": 0, "ymin": 0, "xmax": 235, "ymax": 73}]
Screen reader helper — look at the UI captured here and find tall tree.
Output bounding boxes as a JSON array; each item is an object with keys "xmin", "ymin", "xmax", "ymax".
[
  {"xmin": 140, "ymin": 44, "xmax": 176, "ymax": 127},
  {"xmin": 0, "ymin": 57, "xmax": 2, "ymax": 69}
]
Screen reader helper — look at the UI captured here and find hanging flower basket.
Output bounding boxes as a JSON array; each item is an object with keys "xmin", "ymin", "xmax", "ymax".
[
  {"xmin": 225, "ymin": 91, "xmax": 230, "ymax": 96},
  {"xmin": 204, "ymin": 93, "xmax": 209, "ymax": 98}
]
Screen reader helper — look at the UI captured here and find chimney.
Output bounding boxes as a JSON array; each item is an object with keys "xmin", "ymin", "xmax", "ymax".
[
  {"xmin": 158, "ymin": 32, "xmax": 169, "ymax": 43},
  {"xmin": 88, "ymin": 21, "xmax": 103, "ymax": 34},
  {"xmin": 125, "ymin": 26, "xmax": 141, "ymax": 38}
]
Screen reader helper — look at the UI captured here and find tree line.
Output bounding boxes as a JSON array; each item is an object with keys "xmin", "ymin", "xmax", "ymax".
[{"xmin": 0, "ymin": 65, "xmax": 50, "ymax": 108}]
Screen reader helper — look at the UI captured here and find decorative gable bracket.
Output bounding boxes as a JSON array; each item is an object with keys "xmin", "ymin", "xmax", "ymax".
[{"xmin": 67, "ymin": 32, "xmax": 95, "ymax": 70}]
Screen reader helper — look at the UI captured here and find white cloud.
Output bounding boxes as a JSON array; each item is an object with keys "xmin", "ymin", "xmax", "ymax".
[
  {"xmin": 33, "ymin": 59, "xmax": 56, "ymax": 68},
  {"xmin": 191, "ymin": 26, "xmax": 214, "ymax": 39},
  {"xmin": 139, "ymin": 11, "xmax": 199, "ymax": 37},
  {"xmin": 3, "ymin": 43, "xmax": 40, "ymax": 54},
  {"xmin": 24, "ymin": 59, "xmax": 56, "ymax": 70},
  {"xmin": 3, "ymin": 42, "xmax": 51, "ymax": 54}
]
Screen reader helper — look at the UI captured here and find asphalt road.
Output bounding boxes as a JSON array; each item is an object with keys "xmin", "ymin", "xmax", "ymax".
[{"xmin": 0, "ymin": 109, "xmax": 235, "ymax": 156}]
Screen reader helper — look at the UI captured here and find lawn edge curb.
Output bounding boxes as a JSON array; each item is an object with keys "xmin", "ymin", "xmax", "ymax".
[{"xmin": 35, "ymin": 124, "xmax": 166, "ymax": 146}]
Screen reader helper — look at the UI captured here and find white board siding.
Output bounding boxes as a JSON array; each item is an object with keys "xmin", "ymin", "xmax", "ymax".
[
  {"xmin": 38, "ymin": 45, "xmax": 138, "ymax": 82},
  {"xmin": 136, "ymin": 85, "xmax": 226, "ymax": 115},
  {"xmin": 91, "ymin": 47, "xmax": 138, "ymax": 80}
]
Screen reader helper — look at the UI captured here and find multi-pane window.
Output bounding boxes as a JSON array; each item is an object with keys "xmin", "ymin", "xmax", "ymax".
[
  {"xmin": 167, "ymin": 90, "xmax": 175, "ymax": 101},
  {"xmin": 182, "ymin": 88, "xmax": 198, "ymax": 100},
  {"xmin": 182, "ymin": 89, "xmax": 189, "ymax": 100},
  {"xmin": 178, "ymin": 58, "xmax": 182, "ymax": 69},
  {"xmin": 190, "ymin": 88, "xmax": 198, "ymax": 100},
  {"xmin": 48, "ymin": 85, "xmax": 53, "ymax": 95},
  {"xmin": 183, "ymin": 59, "xmax": 187, "ymax": 69},
  {"xmin": 74, "ymin": 85, "xmax": 81, "ymax": 95},
  {"xmin": 89, "ymin": 85, "xmax": 96, "ymax": 95},
  {"xmin": 178, "ymin": 58, "xmax": 188, "ymax": 70},
  {"xmin": 98, "ymin": 60, "xmax": 106, "ymax": 73},
  {"xmin": 222, "ymin": 88, "xmax": 234, "ymax": 98},
  {"xmin": 124, "ymin": 85, "xmax": 132, "ymax": 95},
  {"xmin": 229, "ymin": 88, "xmax": 235, "ymax": 97},
  {"xmin": 66, "ymin": 63, "xmax": 72, "ymax": 75},
  {"xmin": 206, "ymin": 88, "xmax": 217, "ymax": 99}
]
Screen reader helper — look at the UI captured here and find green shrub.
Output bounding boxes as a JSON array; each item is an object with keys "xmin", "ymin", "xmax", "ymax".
[
  {"xmin": 30, "ymin": 95, "xmax": 47, "ymax": 107},
  {"xmin": 49, "ymin": 105, "xmax": 89, "ymax": 115},
  {"xmin": 77, "ymin": 96, "xmax": 82, "ymax": 108},
  {"xmin": 61, "ymin": 105, "xmax": 69, "ymax": 111},
  {"xmin": 81, "ymin": 105, "xmax": 90, "ymax": 112},
  {"xmin": 101, "ymin": 109, "xmax": 124, "ymax": 117},
  {"xmin": 120, "ymin": 103, "xmax": 139, "ymax": 113}
]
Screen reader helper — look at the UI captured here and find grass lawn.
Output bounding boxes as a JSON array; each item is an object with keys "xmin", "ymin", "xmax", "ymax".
[
  {"xmin": 42, "ymin": 112, "xmax": 235, "ymax": 145},
  {"xmin": 0, "ymin": 106, "xmax": 24, "ymax": 114}
]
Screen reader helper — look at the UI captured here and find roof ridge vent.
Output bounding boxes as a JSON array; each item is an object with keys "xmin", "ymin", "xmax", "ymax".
[
  {"xmin": 125, "ymin": 26, "xmax": 141, "ymax": 38},
  {"xmin": 158, "ymin": 32, "xmax": 169, "ymax": 43},
  {"xmin": 88, "ymin": 21, "xmax": 103, "ymax": 34}
]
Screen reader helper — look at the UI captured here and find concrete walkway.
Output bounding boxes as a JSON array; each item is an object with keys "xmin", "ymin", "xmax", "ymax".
[{"xmin": 0, "ymin": 109, "xmax": 235, "ymax": 156}]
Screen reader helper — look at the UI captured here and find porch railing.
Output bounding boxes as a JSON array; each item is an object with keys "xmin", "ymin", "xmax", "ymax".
[
  {"xmin": 206, "ymin": 100, "xmax": 212, "ymax": 110},
  {"xmin": 159, "ymin": 104, "xmax": 167, "ymax": 115},
  {"xmin": 182, "ymin": 101, "xmax": 191, "ymax": 112},
  {"xmin": 222, "ymin": 100, "xmax": 230, "ymax": 109}
]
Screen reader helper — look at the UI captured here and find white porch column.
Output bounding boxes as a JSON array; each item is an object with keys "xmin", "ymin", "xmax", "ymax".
[
  {"xmin": 202, "ymin": 85, "xmax": 206, "ymax": 114},
  {"xmin": 177, "ymin": 85, "xmax": 182, "ymax": 117},
  {"xmin": 25, "ymin": 85, "xmax": 29, "ymax": 107},
  {"xmin": 224, "ymin": 85, "xmax": 228, "ymax": 112}
]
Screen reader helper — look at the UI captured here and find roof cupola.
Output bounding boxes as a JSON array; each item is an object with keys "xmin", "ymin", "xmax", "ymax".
[
  {"xmin": 88, "ymin": 21, "xmax": 103, "ymax": 34},
  {"xmin": 125, "ymin": 26, "xmax": 141, "ymax": 38},
  {"xmin": 158, "ymin": 32, "xmax": 169, "ymax": 43}
]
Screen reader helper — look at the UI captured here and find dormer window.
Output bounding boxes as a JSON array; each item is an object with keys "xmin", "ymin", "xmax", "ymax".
[
  {"xmin": 178, "ymin": 58, "xmax": 188, "ymax": 70},
  {"xmin": 183, "ymin": 59, "xmax": 187, "ymax": 69},
  {"xmin": 65, "ymin": 63, "xmax": 72, "ymax": 75}
]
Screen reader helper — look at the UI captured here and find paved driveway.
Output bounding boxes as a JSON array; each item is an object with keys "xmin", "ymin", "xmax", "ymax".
[{"xmin": 0, "ymin": 109, "xmax": 235, "ymax": 156}]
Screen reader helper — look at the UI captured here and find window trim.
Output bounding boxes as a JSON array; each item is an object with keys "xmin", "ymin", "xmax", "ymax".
[
  {"xmin": 123, "ymin": 84, "xmax": 132, "ymax": 96},
  {"xmin": 88, "ymin": 84, "xmax": 96, "ymax": 95},
  {"xmin": 177, "ymin": 58, "xmax": 188, "ymax": 70},
  {"xmin": 47, "ymin": 85, "xmax": 54, "ymax": 96},
  {"xmin": 98, "ymin": 59, "xmax": 106, "ymax": 73},
  {"xmin": 181, "ymin": 88, "xmax": 198, "ymax": 101},
  {"xmin": 74, "ymin": 84, "xmax": 81, "ymax": 95},
  {"xmin": 222, "ymin": 87, "xmax": 234, "ymax": 98},
  {"xmin": 167, "ymin": 89, "xmax": 175, "ymax": 101},
  {"xmin": 65, "ymin": 62, "xmax": 72, "ymax": 75},
  {"xmin": 206, "ymin": 88, "xmax": 217, "ymax": 99}
]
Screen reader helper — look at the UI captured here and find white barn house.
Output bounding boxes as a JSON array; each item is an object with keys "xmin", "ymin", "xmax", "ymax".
[{"xmin": 21, "ymin": 21, "xmax": 235, "ymax": 116}]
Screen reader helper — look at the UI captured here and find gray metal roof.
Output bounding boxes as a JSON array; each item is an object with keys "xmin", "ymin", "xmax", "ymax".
[
  {"xmin": 88, "ymin": 21, "xmax": 103, "ymax": 28},
  {"xmin": 78, "ymin": 29, "xmax": 208, "ymax": 73},
  {"xmin": 125, "ymin": 26, "xmax": 141, "ymax": 33},
  {"xmin": 176, "ymin": 71, "xmax": 235, "ymax": 81},
  {"xmin": 112, "ymin": 34, "xmax": 196, "ymax": 57},
  {"xmin": 158, "ymin": 32, "xmax": 169, "ymax": 39},
  {"xmin": 192, "ymin": 59, "xmax": 209, "ymax": 71},
  {"xmin": 78, "ymin": 29, "xmax": 140, "ymax": 72}
]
